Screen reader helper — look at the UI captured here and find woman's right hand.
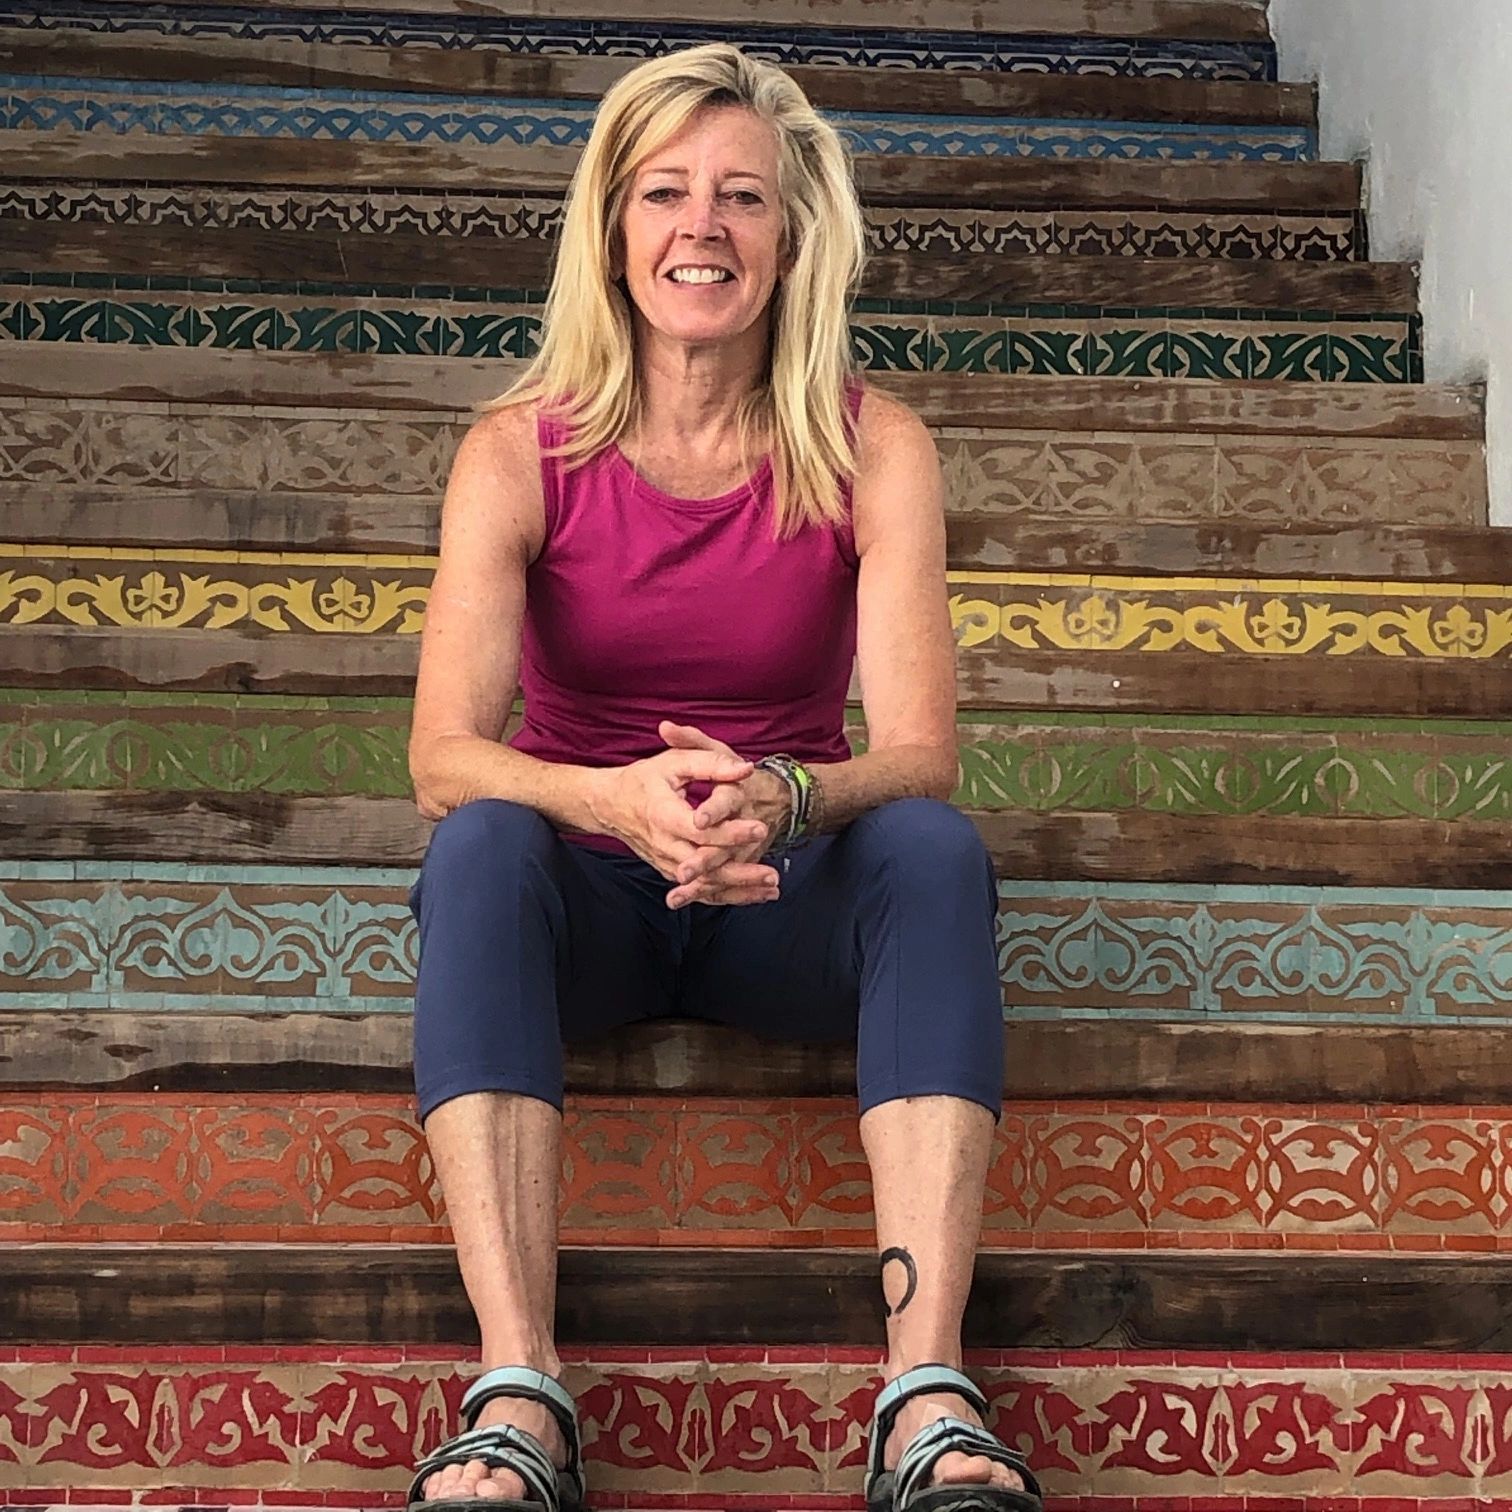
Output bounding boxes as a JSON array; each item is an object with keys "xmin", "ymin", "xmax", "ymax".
[{"xmin": 591, "ymin": 749, "xmax": 774, "ymax": 893}]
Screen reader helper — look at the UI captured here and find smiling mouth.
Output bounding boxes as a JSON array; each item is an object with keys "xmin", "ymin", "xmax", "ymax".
[{"xmin": 665, "ymin": 269, "xmax": 736, "ymax": 285}]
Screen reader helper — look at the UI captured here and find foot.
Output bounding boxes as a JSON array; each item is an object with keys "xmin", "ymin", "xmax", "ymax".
[
  {"xmin": 883, "ymin": 1389, "xmax": 1026, "ymax": 1497},
  {"xmin": 419, "ymin": 1392, "xmax": 568, "ymax": 1503}
]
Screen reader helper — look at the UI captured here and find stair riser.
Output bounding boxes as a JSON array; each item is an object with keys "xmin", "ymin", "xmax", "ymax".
[
  {"xmin": 6, "ymin": 867, "xmax": 1512, "ymax": 1027},
  {"xmin": 11, "ymin": 549, "xmax": 1510, "ymax": 668},
  {"xmin": 5, "ymin": 413, "xmax": 1481, "ymax": 530},
  {"xmin": 7, "ymin": 1093, "xmax": 1512, "ymax": 1253},
  {"xmin": 0, "ymin": 283, "xmax": 1421, "ymax": 380},
  {"xmin": 0, "ymin": 185, "xmax": 1364, "ymax": 260},
  {"xmin": 0, "ymin": 1347, "xmax": 1503, "ymax": 1505},
  {"xmin": 3, "ymin": 78, "xmax": 1316, "ymax": 161},
  {"xmin": 0, "ymin": 3, "xmax": 1278, "ymax": 80}
]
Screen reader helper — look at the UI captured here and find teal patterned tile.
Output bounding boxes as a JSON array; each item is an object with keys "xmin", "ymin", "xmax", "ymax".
[
  {"xmin": 933, "ymin": 322, "xmax": 1011, "ymax": 374},
  {"xmin": 1167, "ymin": 327, "xmax": 1250, "ymax": 380},
  {"xmin": 196, "ymin": 301, "xmax": 282, "ymax": 351},
  {"xmin": 1009, "ymin": 324, "xmax": 1086, "ymax": 376},
  {"xmin": 850, "ymin": 320, "xmax": 933, "ymax": 371},
  {"xmin": 1246, "ymin": 329, "xmax": 1330, "ymax": 381},
  {"xmin": 1078, "ymin": 323, "xmax": 1169, "ymax": 378},
  {"xmin": 283, "ymin": 304, "xmax": 362, "ymax": 353},
  {"xmin": 1327, "ymin": 329, "xmax": 1412, "ymax": 383}
]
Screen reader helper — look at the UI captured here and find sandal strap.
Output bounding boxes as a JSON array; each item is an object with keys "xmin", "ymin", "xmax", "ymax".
[
  {"xmin": 866, "ymin": 1363, "xmax": 988, "ymax": 1484},
  {"xmin": 408, "ymin": 1422, "xmax": 560, "ymax": 1508},
  {"xmin": 894, "ymin": 1416, "xmax": 1042, "ymax": 1509},
  {"xmin": 462, "ymin": 1366, "xmax": 584, "ymax": 1488}
]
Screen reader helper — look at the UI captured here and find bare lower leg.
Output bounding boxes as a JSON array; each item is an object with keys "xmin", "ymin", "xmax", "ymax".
[
  {"xmin": 420, "ymin": 1091, "xmax": 567, "ymax": 1503},
  {"xmin": 860, "ymin": 1094, "xmax": 1023, "ymax": 1496}
]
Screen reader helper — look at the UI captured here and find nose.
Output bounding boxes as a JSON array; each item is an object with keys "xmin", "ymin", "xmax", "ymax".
[{"xmin": 677, "ymin": 190, "xmax": 725, "ymax": 241}]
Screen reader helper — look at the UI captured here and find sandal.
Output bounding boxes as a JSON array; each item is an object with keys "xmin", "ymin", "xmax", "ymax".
[
  {"xmin": 864, "ymin": 1363, "xmax": 1044, "ymax": 1512},
  {"xmin": 407, "ymin": 1366, "xmax": 586, "ymax": 1511}
]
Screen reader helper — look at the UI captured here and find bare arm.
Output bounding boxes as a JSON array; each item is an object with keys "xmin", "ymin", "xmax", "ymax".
[
  {"xmin": 805, "ymin": 387, "xmax": 959, "ymax": 823},
  {"xmin": 408, "ymin": 404, "xmax": 611, "ymax": 831}
]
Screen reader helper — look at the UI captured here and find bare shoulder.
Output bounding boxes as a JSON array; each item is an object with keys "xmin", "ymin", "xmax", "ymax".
[
  {"xmin": 441, "ymin": 399, "xmax": 547, "ymax": 564},
  {"xmin": 850, "ymin": 386, "xmax": 943, "ymax": 557}
]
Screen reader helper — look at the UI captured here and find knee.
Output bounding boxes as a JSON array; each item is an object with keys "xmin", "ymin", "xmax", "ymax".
[
  {"xmin": 853, "ymin": 797, "xmax": 989, "ymax": 873},
  {"xmin": 418, "ymin": 798, "xmax": 556, "ymax": 895}
]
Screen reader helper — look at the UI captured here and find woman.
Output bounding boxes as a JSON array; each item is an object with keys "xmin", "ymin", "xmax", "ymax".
[{"xmin": 404, "ymin": 42, "xmax": 1043, "ymax": 1512}]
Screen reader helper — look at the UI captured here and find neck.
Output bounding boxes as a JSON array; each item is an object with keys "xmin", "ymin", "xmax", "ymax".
[{"xmin": 629, "ymin": 309, "xmax": 770, "ymax": 446}]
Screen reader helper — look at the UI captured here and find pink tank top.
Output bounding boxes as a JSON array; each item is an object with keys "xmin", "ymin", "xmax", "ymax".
[{"xmin": 507, "ymin": 385, "xmax": 863, "ymax": 856}]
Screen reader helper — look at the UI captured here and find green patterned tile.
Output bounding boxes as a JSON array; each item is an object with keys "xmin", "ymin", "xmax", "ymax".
[
  {"xmin": 933, "ymin": 323, "xmax": 1011, "ymax": 374},
  {"xmin": 1245, "ymin": 329, "xmax": 1331, "ymax": 381},
  {"xmin": 1008, "ymin": 325, "xmax": 1086, "ymax": 376},
  {"xmin": 1078, "ymin": 324, "xmax": 1170, "ymax": 378}
]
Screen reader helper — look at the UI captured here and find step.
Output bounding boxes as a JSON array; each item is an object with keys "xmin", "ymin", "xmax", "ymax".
[
  {"xmin": 4, "ymin": 359, "xmax": 1482, "ymax": 526},
  {"xmin": 0, "ymin": 275, "xmax": 1422, "ymax": 379},
  {"xmin": 9, "ymin": 224, "xmax": 1415, "ymax": 312},
  {"xmin": 11, "ymin": 0, "xmax": 1274, "ymax": 46},
  {"xmin": 9, "ymin": 1091, "xmax": 1512, "ymax": 1254},
  {"xmin": 5, "ymin": 1243, "xmax": 1507, "ymax": 1351},
  {"xmin": 10, "ymin": 696, "xmax": 1512, "ymax": 825},
  {"xmin": 1, "ymin": 176, "xmax": 1366, "ymax": 263},
  {"xmin": 7, "ymin": 850, "xmax": 1512, "ymax": 1044},
  {"xmin": 7, "ymin": 1342, "xmax": 1500, "ymax": 1509},
  {"xmin": 5, "ymin": 791, "xmax": 1511, "ymax": 886},
  {"xmin": 2, "ymin": 70, "xmax": 1315, "ymax": 162},
  {"xmin": 10, "ymin": 1007, "xmax": 1512, "ymax": 1102},
  {"xmin": 0, "ymin": 29, "xmax": 1312, "ymax": 128},
  {"xmin": 0, "ymin": 130, "xmax": 1358, "ymax": 211},
  {"xmin": 7, "ymin": 624, "xmax": 1509, "ymax": 717}
]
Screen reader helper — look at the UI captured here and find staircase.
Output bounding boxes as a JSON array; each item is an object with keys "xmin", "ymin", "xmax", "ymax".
[{"xmin": 3, "ymin": 1, "xmax": 1512, "ymax": 1507}]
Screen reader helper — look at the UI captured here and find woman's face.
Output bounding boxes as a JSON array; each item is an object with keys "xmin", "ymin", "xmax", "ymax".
[{"xmin": 617, "ymin": 104, "xmax": 787, "ymax": 352}]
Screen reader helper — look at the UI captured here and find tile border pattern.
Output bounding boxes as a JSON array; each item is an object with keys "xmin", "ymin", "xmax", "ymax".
[
  {"xmin": 1, "ymin": 1347, "xmax": 1508, "ymax": 1501},
  {"xmin": 3, "ymin": 77, "xmax": 1316, "ymax": 162},
  {"xmin": 5, "ymin": 866, "xmax": 1512, "ymax": 1023},
  {"xmin": 0, "ymin": 4, "xmax": 1279, "ymax": 81},
  {"xmin": 7, "ymin": 1092, "xmax": 1512, "ymax": 1251}
]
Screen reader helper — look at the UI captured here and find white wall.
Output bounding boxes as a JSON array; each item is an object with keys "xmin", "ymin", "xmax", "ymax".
[{"xmin": 1271, "ymin": 0, "xmax": 1512, "ymax": 525}]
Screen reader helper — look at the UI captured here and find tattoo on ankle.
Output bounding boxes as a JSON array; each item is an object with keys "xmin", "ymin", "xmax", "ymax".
[{"xmin": 879, "ymin": 1246, "xmax": 918, "ymax": 1318}]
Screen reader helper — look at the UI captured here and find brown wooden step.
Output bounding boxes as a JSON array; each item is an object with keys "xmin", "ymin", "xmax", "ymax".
[
  {"xmin": 94, "ymin": 0, "xmax": 1273, "ymax": 43},
  {"xmin": 6, "ymin": 348, "xmax": 1469, "ymax": 433},
  {"xmin": 4, "ymin": 625, "xmax": 1507, "ymax": 717},
  {"xmin": 9, "ymin": 220, "xmax": 1416, "ymax": 312},
  {"xmin": 0, "ymin": 29, "xmax": 1309, "ymax": 125},
  {"xmin": 15, "ymin": 485, "xmax": 1504, "ymax": 580},
  {"xmin": 3, "ymin": 1245, "xmax": 1504, "ymax": 1352},
  {"xmin": 1, "ymin": 791, "xmax": 1507, "ymax": 886},
  {"xmin": 8, "ymin": 1012, "xmax": 1511, "ymax": 1104},
  {"xmin": 0, "ymin": 130, "xmax": 1357, "ymax": 212}
]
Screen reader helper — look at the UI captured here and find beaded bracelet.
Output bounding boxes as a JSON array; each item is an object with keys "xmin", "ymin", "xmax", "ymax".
[{"xmin": 754, "ymin": 753, "xmax": 818, "ymax": 856}]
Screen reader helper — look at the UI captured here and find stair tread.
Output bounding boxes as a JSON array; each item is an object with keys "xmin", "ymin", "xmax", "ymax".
[
  {"xmin": 8, "ymin": 1006, "xmax": 1512, "ymax": 1102},
  {"xmin": 0, "ymin": 29, "xmax": 1307, "ymax": 123},
  {"xmin": 0, "ymin": 130, "xmax": 1355, "ymax": 208},
  {"xmin": 4, "ymin": 1242, "xmax": 1507, "ymax": 1351}
]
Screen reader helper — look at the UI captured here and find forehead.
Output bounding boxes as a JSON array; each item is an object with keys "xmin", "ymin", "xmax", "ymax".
[{"xmin": 633, "ymin": 104, "xmax": 779, "ymax": 179}]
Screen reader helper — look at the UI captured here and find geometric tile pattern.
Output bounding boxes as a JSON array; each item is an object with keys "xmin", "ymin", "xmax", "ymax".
[
  {"xmin": 10, "ymin": 549, "xmax": 1510, "ymax": 658},
  {"xmin": 8, "ymin": 1093, "xmax": 1512, "ymax": 1252},
  {"xmin": 0, "ymin": 284, "xmax": 1422, "ymax": 381},
  {"xmin": 3, "ymin": 1347, "xmax": 1508, "ymax": 1503},
  {"xmin": 0, "ymin": 184, "xmax": 1364, "ymax": 260},
  {"xmin": 4, "ymin": 402, "xmax": 1483, "ymax": 525},
  {"xmin": 0, "ymin": 5, "xmax": 1279, "ymax": 82},
  {"xmin": 7, "ymin": 865, "xmax": 1512, "ymax": 1024},
  {"xmin": 3, "ymin": 79, "xmax": 1317, "ymax": 161},
  {"xmin": 8, "ymin": 693, "xmax": 1512, "ymax": 823}
]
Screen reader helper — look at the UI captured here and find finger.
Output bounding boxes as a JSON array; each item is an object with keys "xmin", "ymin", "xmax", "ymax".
[
  {"xmin": 674, "ymin": 833, "xmax": 768, "ymax": 882},
  {"xmin": 672, "ymin": 814, "xmax": 767, "ymax": 856},
  {"xmin": 669, "ymin": 863, "xmax": 783, "ymax": 907},
  {"xmin": 664, "ymin": 749, "xmax": 754, "ymax": 785},
  {"xmin": 693, "ymin": 784, "xmax": 742, "ymax": 831},
  {"xmin": 659, "ymin": 719, "xmax": 714, "ymax": 747},
  {"xmin": 670, "ymin": 880, "xmax": 781, "ymax": 909}
]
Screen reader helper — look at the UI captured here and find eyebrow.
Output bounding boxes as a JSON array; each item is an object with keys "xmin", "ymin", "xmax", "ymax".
[{"xmin": 639, "ymin": 167, "xmax": 769, "ymax": 184}]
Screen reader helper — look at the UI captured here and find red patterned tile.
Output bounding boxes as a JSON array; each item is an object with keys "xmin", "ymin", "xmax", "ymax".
[
  {"xmin": 561, "ymin": 1109, "xmax": 677, "ymax": 1230},
  {"xmin": 1264, "ymin": 1119, "xmax": 1379, "ymax": 1233},
  {"xmin": 788, "ymin": 1112, "xmax": 870, "ymax": 1234},
  {"xmin": 1028, "ymin": 1113, "xmax": 1146, "ymax": 1232},
  {"xmin": 70, "ymin": 1105, "xmax": 195, "ymax": 1225},
  {"xmin": 189, "ymin": 1105, "xmax": 315, "ymax": 1226},
  {"xmin": 1145, "ymin": 1116, "xmax": 1266, "ymax": 1232},
  {"xmin": 677, "ymin": 1112, "xmax": 790, "ymax": 1231},
  {"xmin": 309, "ymin": 1107, "xmax": 438, "ymax": 1229},
  {"xmin": 1379, "ymin": 1120, "xmax": 1501, "ymax": 1236},
  {"xmin": 0, "ymin": 1105, "xmax": 67, "ymax": 1225}
]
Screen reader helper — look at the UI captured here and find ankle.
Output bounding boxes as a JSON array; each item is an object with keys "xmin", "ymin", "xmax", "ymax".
[
  {"xmin": 479, "ymin": 1339, "xmax": 564, "ymax": 1381},
  {"xmin": 884, "ymin": 1351, "xmax": 964, "ymax": 1384}
]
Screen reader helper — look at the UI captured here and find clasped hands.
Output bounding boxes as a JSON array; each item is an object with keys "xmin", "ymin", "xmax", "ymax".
[{"xmin": 604, "ymin": 719, "xmax": 794, "ymax": 909}]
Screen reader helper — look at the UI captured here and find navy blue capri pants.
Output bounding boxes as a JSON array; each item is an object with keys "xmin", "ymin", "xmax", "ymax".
[{"xmin": 409, "ymin": 796, "xmax": 1004, "ymax": 1122}]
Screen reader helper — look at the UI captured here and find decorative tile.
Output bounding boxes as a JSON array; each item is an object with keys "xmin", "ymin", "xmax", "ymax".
[
  {"xmin": 10, "ymin": 1348, "xmax": 1512, "ymax": 1504},
  {"xmin": 9, "ymin": 868, "xmax": 1512, "ymax": 1026},
  {"xmin": 0, "ymin": 6, "xmax": 1278, "ymax": 81},
  {"xmin": 17, "ymin": 1093, "xmax": 1512, "ymax": 1252},
  {"xmin": 1, "ymin": 77, "xmax": 1314, "ymax": 159}
]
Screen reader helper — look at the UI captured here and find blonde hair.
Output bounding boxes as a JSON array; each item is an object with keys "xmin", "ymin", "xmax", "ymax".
[{"xmin": 482, "ymin": 42, "xmax": 866, "ymax": 539}]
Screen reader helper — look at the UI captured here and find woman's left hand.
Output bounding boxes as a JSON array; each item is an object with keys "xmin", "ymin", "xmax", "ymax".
[{"xmin": 658, "ymin": 720, "xmax": 790, "ymax": 908}]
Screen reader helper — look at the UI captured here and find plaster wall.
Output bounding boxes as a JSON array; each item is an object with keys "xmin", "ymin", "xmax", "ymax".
[{"xmin": 1271, "ymin": 1, "xmax": 1512, "ymax": 523}]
